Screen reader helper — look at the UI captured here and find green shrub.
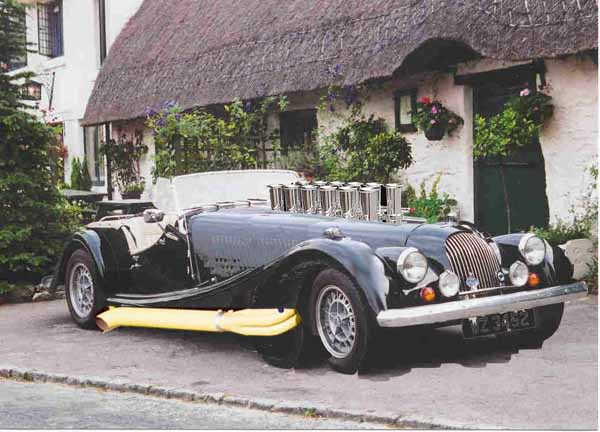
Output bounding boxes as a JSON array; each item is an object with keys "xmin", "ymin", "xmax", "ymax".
[
  {"xmin": 531, "ymin": 220, "xmax": 589, "ymax": 247},
  {"xmin": 0, "ymin": 0, "xmax": 82, "ymax": 281},
  {"xmin": 405, "ymin": 174, "xmax": 457, "ymax": 223},
  {"xmin": 474, "ymin": 87, "xmax": 553, "ymax": 158},
  {"xmin": 316, "ymin": 114, "xmax": 413, "ymax": 183},
  {"xmin": 69, "ymin": 157, "xmax": 92, "ymax": 191},
  {"xmin": 70, "ymin": 157, "xmax": 82, "ymax": 189},
  {"xmin": 80, "ymin": 158, "xmax": 92, "ymax": 191},
  {"xmin": 147, "ymin": 97, "xmax": 287, "ymax": 180}
]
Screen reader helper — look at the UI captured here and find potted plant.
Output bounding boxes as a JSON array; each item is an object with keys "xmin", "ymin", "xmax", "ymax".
[
  {"xmin": 413, "ymin": 97, "xmax": 464, "ymax": 141},
  {"xmin": 100, "ymin": 131, "xmax": 148, "ymax": 200},
  {"xmin": 121, "ymin": 181, "xmax": 145, "ymax": 200}
]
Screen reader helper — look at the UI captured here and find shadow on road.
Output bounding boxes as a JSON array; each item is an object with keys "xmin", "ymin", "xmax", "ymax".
[
  {"xmin": 355, "ymin": 326, "xmax": 540, "ymax": 381},
  {"xmin": 45, "ymin": 305, "xmax": 543, "ymax": 381}
]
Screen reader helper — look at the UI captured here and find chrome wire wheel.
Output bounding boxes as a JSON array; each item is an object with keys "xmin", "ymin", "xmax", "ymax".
[
  {"xmin": 316, "ymin": 285, "xmax": 356, "ymax": 358},
  {"xmin": 69, "ymin": 263, "xmax": 94, "ymax": 318}
]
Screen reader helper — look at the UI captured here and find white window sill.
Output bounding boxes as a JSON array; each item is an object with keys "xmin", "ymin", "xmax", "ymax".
[{"xmin": 42, "ymin": 56, "xmax": 66, "ymax": 71}]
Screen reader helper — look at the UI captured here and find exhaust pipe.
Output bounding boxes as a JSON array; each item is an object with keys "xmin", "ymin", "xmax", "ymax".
[{"xmin": 96, "ymin": 307, "xmax": 301, "ymax": 337}]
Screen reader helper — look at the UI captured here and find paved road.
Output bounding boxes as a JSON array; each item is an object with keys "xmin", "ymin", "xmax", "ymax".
[
  {"xmin": 0, "ymin": 298, "xmax": 597, "ymax": 429},
  {"xmin": 0, "ymin": 379, "xmax": 384, "ymax": 429}
]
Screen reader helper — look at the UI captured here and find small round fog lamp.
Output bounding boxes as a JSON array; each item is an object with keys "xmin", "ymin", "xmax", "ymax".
[
  {"xmin": 438, "ymin": 270, "xmax": 460, "ymax": 298},
  {"xmin": 509, "ymin": 261, "xmax": 529, "ymax": 287}
]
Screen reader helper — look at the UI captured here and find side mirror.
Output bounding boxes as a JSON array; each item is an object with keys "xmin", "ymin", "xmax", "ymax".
[{"xmin": 143, "ymin": 209, "xmax": 164, "ymax": 223}]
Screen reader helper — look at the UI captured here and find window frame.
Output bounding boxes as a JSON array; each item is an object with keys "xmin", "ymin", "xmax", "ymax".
[
  {"xmin": 394, "ymin": 89, "xmax": 418, "ymax": 133},
  {"xmin": 83, "ymin": 125, "xmax": 106, "ymax": 187},
  {"xmin": 37, "ymin": 0, "xmax": 63, "ymax": 58},
  {"xmin": 278, "ymin": 109, "xmax": 318, "ymax": 156}
]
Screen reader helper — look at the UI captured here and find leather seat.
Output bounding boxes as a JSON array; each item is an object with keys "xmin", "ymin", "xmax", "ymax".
[{"xmin": 88, "ymin": 214, "xmax": 178, "ymax": 255}]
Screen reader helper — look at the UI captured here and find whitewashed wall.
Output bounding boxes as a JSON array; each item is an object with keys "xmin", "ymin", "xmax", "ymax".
[
  {"xmin": 540, "ymin": 56, "xmax": 598, "ymax": 222},
  {"xmin": 316, "ymin": 72, "xmax": 476, "ymax": 221},
  {"xmin": 17, "ymin": 0, "xmax": 144, "ymax": 187}
]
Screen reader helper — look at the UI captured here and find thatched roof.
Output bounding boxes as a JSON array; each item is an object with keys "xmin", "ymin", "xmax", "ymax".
[{"xmin": 82, "ymin": 0, "xmax": 597, "ymax": 125}]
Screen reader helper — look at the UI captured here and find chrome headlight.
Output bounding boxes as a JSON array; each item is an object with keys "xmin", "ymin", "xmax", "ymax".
[
  {"xmin": 519, "ymin": 234, "xmax": 546, "ymax": 266},
  {"xmin": 397, "ymin": 248, "xmax": 428, "ymax": 283},
  {"xmin": 509, "ymin": 261, "xmax": 529, "ymax": 287},
  {"xmin": 438, "ymin": 270, "xmax": 460, "ymax": 297}
]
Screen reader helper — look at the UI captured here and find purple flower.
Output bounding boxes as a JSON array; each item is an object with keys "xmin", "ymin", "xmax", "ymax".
[
  {"xmin": 520, "ymin": 88, "xmax": 530, "ymax": 97},
  {"xmin": 430, "ymin": 119, "xmax": 437, "ymax": 125},
  {"xmin": 144, "ymin": 107, "xmax": 157, "ymax": 117},
  {"xmin": 431, "ymin": 106, "xmax": 438, "ymax": 114}
]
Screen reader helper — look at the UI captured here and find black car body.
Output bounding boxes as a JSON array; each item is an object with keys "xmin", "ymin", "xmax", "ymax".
[{"xmin": 52, "ymin": 170, "xmax": 587, "ymax": 374}]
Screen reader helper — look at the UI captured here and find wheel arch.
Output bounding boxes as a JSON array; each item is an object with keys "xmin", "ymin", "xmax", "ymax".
[
  {"xmin": 252, "ymin": 238, "xmax": 389, "ymax": 334},
  {"xmin": 51, "ymin": 230, "xmax": 108, "ymax": 291}
]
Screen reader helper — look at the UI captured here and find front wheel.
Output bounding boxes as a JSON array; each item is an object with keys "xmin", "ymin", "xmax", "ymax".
[
  {"xmin": 311, "ymin": 269, "xmax": 373, "ymax": 374},
  {"xmin": 65, "ymin": 249, "xmax": 106, "ymax": 329}
]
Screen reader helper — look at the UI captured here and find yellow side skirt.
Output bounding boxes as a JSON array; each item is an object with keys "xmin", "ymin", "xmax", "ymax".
[{"xmin": 96, "ymin": 307, "xmax": 301, "ymax": 337}]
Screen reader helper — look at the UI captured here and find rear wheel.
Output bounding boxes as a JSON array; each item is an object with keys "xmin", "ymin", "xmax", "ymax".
[
  {"xmin": 311, "ymin": 269, "xmax": 373, "ymax": 374},
  {"xmin": 65, "ymin": 249, "xmax": 106, "ymax": 329}
]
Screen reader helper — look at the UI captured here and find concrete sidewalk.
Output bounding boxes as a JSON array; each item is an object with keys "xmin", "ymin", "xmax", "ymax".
[{"xmin": 0, "ymin": 297, "xmax": 597, "ymax": 429}]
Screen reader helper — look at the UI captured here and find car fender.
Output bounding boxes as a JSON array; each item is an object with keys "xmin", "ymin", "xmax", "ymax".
[
  {"xmin": 253, "ymin": 237, "xmax": 390, "ymax": 319},
  {"xmin": 493, "ymin": 233, "xmax": 573, "ymax": 283},
  {"xmin": 51, "ymin": 229, "xmax": 108, "ymax": 290}
]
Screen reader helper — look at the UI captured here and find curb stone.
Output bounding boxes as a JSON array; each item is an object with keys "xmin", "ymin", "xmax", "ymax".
[{"xmin": 0, "ymin": 365, "xmax": 471, "ymax": 428}]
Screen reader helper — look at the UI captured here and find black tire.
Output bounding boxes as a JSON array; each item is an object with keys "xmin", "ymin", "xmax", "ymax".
[
  {"xmin": 65, "ymin": 249, "xmax": 106, "ymax": 329},
  {"xmin": 310, "ymin": 268, "xmax": 374, "ymax": 374},
  {"xmin": 499, "ymin": 303, "xmax": 564, "ymax": 348},
  {"xmin": 254, "ymin": 325, "xmax": 306, "ymax": 369}
]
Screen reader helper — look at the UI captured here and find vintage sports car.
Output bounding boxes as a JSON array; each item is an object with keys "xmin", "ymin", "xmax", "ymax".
[{"xmin": 52, "ymin": 170, "xmax": 587, "ymax": 374}]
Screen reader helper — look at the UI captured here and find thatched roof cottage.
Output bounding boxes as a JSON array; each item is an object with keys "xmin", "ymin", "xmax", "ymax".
[{"xmin": 82, "ymin": 0, "xmax": 598, "ymax": 235}]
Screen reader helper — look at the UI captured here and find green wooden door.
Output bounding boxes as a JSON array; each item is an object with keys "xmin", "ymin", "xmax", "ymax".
[{"xmin": 473, "ymin": 70, "xmax": 549, "ymax": 235}]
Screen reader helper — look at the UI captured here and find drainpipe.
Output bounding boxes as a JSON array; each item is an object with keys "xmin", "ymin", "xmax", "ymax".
[{"xmin": 98, "ymin": 0, "xmax": 112, "ymax": 199}]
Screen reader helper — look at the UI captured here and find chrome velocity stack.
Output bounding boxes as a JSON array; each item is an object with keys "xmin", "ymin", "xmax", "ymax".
[
  {"xmin": 319, "ymin": 186, "xmax": 338, "ymax": 217},
  {"xmin": 339, "ymin": 186, "xmax": 359, "ymax": 219},
  {"xmin": 365, "ymin": 182, "xmax": 383, "ymax": 220},
  {"xmin": 359, "ymin": 187, "xmax": 380, "ymax": 221},
  {"xmin": 385, "ymin": 183, "xmax": 403, "ymax": 224},
  {"xmin": 268, "ymin": 184, "xmax": 285, "ymax": 211},
  {"xmin": 312, "ymin": 180, "xmax": 328, "ymax": 213},
  {"xmin": 347, "ymin": 182, "xmax": 363, "ymax": 218},
  {"xmin": 283, "ymin": 184, "xmax": 302, "ymax": 213},
  {"xmin": 301, "ymin": 185, "xmax": 319, "ymax": 214}
]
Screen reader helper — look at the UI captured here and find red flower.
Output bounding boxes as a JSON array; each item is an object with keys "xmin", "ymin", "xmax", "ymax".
[{"xmin": 419, "ymin": 96, "xmax": 431, "ymax": 105}]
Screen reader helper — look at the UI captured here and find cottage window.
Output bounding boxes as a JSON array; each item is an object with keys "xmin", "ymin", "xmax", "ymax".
[
  {"xmin": 83, "ymin": 126, "xmax": 105, "ymax": 187},
  {"xmin": 37, "ymin": 0, "xmax": 63, "ymax": 58},
  {"xmin": 394, "ymin": 89, "xmax": 417, "ymax": 133},
  {"xmin": 279, "ymin": 109, "xmax": 318, "ymax": 155}
]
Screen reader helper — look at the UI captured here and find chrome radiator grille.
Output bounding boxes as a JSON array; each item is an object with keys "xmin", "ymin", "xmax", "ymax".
[{"xmin": 445, "ymin": 232, "xmax": 502, "ymax": 291}]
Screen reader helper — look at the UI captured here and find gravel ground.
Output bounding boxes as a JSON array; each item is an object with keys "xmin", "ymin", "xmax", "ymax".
[{"xmin": 0, "ymin": 297, "xmax": 596, "ymax": 429}]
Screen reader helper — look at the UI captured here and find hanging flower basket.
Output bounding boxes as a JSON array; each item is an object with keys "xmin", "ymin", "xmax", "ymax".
[
  {"xmin": 424, "ymin": 122, "xmax": 446, "ymax": 141},
  {"xmin": 413, "ymin": 97, "xmax": 464, "ymax": 141}
]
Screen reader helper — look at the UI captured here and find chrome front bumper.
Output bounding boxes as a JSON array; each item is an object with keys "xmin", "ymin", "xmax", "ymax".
[{"xmin": 377, "ymin": 282, "xmax": 588, "ymax": 328}]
